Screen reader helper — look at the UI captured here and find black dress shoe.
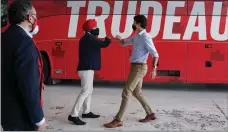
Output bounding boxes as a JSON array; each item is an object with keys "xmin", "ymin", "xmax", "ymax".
[
  {"xmin": 68, "ymin": 115, "xmax": 86, "ymax": 125},
  {"xmin": 82, "ymin": 112, "xmax": 100, "ymax": 118}
]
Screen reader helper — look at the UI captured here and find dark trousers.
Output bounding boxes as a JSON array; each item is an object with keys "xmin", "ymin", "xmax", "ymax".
[{"xmin": 2, "ymin": 125, "xmax": 35, "ymax": 131}]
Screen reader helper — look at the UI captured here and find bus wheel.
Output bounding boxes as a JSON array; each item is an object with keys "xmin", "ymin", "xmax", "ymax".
[{"xmin": 41, "ymin": 53, "xmax": 53, "ymax": 85}]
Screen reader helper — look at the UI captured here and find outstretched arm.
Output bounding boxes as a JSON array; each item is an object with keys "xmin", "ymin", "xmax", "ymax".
[
  {"xmin": 91, "ymin": 36, "xmax": 112, "ymax": 48},
  {"xmin": 115, "ymin": 35, "xmax": 133, "ymax": 46}
]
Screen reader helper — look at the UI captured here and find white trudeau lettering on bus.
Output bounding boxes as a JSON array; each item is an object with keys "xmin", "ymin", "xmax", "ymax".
[
  {"xmin": 163, "ymin": 1, "xmax": 185, "ymax": 40},
  {"xmin": 183, "ymin": 2, "xmax": 207, "ymax": 40},
  {"xmin": 67, "ymin": 1, "xmax": 228, "ymax": 41}
]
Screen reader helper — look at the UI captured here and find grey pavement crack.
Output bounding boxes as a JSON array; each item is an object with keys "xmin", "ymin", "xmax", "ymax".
[{"xmin": 212, "ymin": 99, "xmax": 228, "ymax": 121}]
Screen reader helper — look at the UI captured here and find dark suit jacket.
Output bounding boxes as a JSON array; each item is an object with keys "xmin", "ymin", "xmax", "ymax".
[
  {"xmin": 1, "ymin": 25, "xmax": 44, "ymax": 130},
  {"xmin": 77, "ymin": 32, "xmax": 111, "ymax": 71}
]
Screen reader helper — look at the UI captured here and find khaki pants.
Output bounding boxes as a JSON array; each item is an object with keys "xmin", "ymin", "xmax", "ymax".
[{"xmin": 115, "ymin": 63, "xmax": 153, "ymax": 121}]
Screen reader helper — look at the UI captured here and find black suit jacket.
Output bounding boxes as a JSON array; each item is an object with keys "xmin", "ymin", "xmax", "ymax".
[
  {"xmin": 1, "ymin": 25, "xmax": 44, "ymax": 130},
  {"xmin": 77, "ymin": 32, "xmax": 111, "ymax": 71}
]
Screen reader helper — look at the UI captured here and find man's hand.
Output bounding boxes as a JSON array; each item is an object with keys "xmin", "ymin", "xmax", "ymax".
[
  {"xmin": 115, "ymin": 35, "xmax": 125, "ymax": 44},
  {"xmin": 42, "ymin": 83, "xmax": 45, "ymax": 90},
  {"xmin": 105, "ymin": 36, "xmax": 112, "ymax": 44},
  {"xmin": 149, "ymin": 68, "xmax": 157, "ymax": 79},
  {"xmin": 106, "ymin": 36, "xmax": 111, "ymax": 39},
  {"xmin": 36, "ymin": 121, "xmax": 47, "ymax": 131},
  {"xmin": 115, "ymin": 35, "xmax": 122, "ymax": 41}
]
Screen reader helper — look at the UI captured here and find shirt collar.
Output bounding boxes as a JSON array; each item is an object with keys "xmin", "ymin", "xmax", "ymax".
[
  {"xmin": 138, "ymin": 29, "xmax": 146, "ymax": 36},
  {"xmin": 16, "ymin": 24, "xmax": 33, "ymax": 38}
]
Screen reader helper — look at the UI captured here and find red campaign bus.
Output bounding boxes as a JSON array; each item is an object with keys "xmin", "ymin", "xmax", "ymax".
[{"xmin": 1, "ymin": 0, "xmax": 228, "ymax": 84}]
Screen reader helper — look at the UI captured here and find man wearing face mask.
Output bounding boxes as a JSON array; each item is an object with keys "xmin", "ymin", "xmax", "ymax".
[
  {"xmin": 68, "ymin": 19, "xmax": 112, "ymax": 125},
  {"xmin": 104, "ymin": 15, "xmax": 159, "ymax": 128},
  {"xmin": 1, "ymin": 0, "xmax": 46, "ymax": 131}
]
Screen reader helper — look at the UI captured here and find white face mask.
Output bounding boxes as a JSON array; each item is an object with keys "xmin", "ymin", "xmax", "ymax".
[{"xmin": 30, "ymin": 25, "xmax": 39, "ymax": 36}]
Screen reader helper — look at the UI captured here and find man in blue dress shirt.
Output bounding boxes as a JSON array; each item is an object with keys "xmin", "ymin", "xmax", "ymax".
[{"xmin": 104, "ymin": 15, "xmax": 159, "ymax": 128}]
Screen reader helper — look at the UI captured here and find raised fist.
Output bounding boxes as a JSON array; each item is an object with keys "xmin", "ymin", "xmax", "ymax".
[{"xmin": 105, "ymin": 36, "xmax": 111, "ymax": 39}]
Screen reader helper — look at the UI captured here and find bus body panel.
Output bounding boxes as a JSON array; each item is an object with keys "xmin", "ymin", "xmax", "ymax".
[
  {"xmin": 187, "ymin": 43, "xmax": 228, "ymax": 83},
  {"xmin": 1, "ymin": 0, "xmax": 228, "ymax": 83}
]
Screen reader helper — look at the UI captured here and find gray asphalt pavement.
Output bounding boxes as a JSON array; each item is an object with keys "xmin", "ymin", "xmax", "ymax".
[{"xmin": 42, "ymin": 81, "xmax": 228, "ymax": 131}]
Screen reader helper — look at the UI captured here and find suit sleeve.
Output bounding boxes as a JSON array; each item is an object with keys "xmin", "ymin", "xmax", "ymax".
[
  {"xmin": 14, "ymin": 38, "xmax": 44, "ymax": 126},
  {"xmin": 91, "ymin": 36, "xmax": 112, "ymax": 48}
]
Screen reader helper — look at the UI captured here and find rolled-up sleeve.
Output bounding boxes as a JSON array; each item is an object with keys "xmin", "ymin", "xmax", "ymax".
[
  {"xmin": 144, "ymin": 36, "xmax": 159, "ymax": 57},
  {"xmin": 121, "ymin": 36, "xmax": 134, "ymax": 46}
]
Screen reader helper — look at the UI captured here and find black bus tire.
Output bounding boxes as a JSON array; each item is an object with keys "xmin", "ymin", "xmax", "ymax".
[{"xmin": 41, "ymin": 53, "xmax": 53, "ymax": 85}]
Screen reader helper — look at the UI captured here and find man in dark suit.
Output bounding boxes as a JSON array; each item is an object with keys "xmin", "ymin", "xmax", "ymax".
[
  {"xmin": 1, "ymin": 0, "xmax": 46, "ymax": 131},
  {"xmin": 68, "ymin": 19, "xmax": 112, "ymax": 125}
]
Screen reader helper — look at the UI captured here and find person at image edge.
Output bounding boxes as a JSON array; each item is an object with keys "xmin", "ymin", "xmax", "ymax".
[{"xmin": 1, "ymin": 0, "xmax": 46, "ymax": 131}]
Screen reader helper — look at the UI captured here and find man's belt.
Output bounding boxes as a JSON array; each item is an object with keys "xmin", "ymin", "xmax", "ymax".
[{"xmin": 131, "ymin": 63, "xmax": 147, "ymax": 65}]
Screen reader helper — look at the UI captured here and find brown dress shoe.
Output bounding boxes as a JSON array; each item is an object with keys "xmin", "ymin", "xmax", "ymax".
[
  {"xmin": 139, "ymin": 113, "xmax": 156, "ymax": 122},
  {"xmin": 103, "ymin": 119, "xmax": 123, "ymax": 128}
]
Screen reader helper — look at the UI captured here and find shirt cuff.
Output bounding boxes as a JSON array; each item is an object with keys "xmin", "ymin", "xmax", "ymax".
[
  {"xmin": 36, "ymin": 117, "xmax": 45, "ymax": 126},
  {"xmin": 120, "ymin": 40, "xmax": 125, "ymax": 45},
  {"xmin": 152, "ymin": 52, "xmax": 159, "ymax": 58}
]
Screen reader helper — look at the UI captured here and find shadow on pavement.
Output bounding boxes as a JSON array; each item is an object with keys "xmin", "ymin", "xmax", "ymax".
[{"xmin": 53, "ymin": 80, "xmax": 228, "ymax": 92}]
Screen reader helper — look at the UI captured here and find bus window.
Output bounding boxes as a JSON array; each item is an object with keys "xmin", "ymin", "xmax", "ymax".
[{"xmin": 1, "ymin": 0, "xmax": 8, "ymax": 28}]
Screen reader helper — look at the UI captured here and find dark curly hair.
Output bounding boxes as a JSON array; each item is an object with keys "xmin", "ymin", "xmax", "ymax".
[
  {"xmin": 134, "ymin": 15, "xmax": 147, "ymax": 29},
  {"xmin": 8, "ymin": 0, "xmax": 33, "ymax": 25}
]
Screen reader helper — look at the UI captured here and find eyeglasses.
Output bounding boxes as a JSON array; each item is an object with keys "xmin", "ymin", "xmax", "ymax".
[{"xmin": 28, "ymin": 13, "xmax": 38, "ymax": 18}]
